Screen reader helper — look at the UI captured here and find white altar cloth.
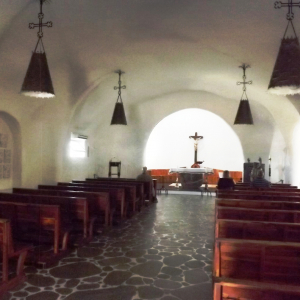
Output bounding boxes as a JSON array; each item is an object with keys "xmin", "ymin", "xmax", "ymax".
[{"xmin": 169, "ymin": 167, "xmax": 214, "ymax": 174}]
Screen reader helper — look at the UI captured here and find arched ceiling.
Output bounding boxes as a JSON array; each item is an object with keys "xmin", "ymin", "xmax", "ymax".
[{"xmin": 0, "ymin": 0, "xmax": 299, "ymax": 139}]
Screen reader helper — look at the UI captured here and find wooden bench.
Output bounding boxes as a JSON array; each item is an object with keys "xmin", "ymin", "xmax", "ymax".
[
  {"xmin": 235, "ymin": 183, "xmax": 296, "ymax": 188},
  {"xmin": 85, "ymin": 178, "xmax": 147, "ymax": 207},
  {"xmin": 68, "ymin": 181, "xmax": 139, "ymax": 216},
  {"xmin": 0, "ymin": 219, "xmax": 32, "ymax": 297},
  {"xmin": 38, "ymin": 184, "xmax": 126, "ymax": 222},
  {"xmin": 221, "ymin": 188, "xmax": 300, "ymax": 195},
  {"xmin": 216, "ymin": 206, "xmax": 300, "ymax": 223},
  {"xmin": 235, "ymin": 187, "xmax": 300, "ymax": 193},
  {"xmin": 214, "ymin": 277, "xmax": 300, "ymax": 300},
  {"xmin": 216, "ymin": 192, "xmax": 300, "ymax": 201},
  {"xmin": 13, "ymin": 188, "xmax": 111, "ymax": 228},
  {"xmin": 214, "ymin": 238, "xmax": 300, "ymax": 286},
  {"xmin": 0, "ymin": 201, "xmax": 69, "ymax": 267},
  {"xmin": 87, "ymin": 177, "xmax": 156, "ymax": 205},
  {"xmin": 213, "ymin": 188, "xmax": 300, "ymax": 299},
  {"xmin": 0, "ymin": 192, "xmax": 90, "ymax": 241},
  {"xmin": 216, "ymin": 198, "xmax": 300, "ymax": 210},
  {"xmin": 215, "ymin": 219, "xmax": 300, "ymax": 243}
]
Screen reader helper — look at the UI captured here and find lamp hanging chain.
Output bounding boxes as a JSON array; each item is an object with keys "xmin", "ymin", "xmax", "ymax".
[
  {"xmin": 283, "ymin": 19, "xmax": 298, "ymax": 38},
  {"xmin": 274, "ymin": 0, "xmax": 300, "ymax": 20},
  {"xmin": 29, "ymin": 0, "xmax": 53, "ymax": 53},
  {"xmin": 114, "ymin": 70, "xmax": 126, "ymax": 103},
  {"xmin": 237, "ymin": 64, "xmax": 252, "ymax": 100},
  {"xmin": 275, "ymin": 0, "xmax": 300, "ymax": 38}
]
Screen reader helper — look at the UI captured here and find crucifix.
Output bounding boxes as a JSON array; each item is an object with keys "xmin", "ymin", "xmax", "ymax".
[{"xmin": 189, "ymin": 132, "xmax": 203, "ymax": 166}]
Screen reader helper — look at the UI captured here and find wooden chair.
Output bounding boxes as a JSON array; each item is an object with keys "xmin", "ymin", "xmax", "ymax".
[{"xmin": 108, "ymin": 161, "xmax": 121, "ymax": 178}]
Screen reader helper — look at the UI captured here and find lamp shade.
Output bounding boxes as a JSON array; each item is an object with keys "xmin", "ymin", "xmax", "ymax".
[
  {"xmin": 111, "ymin": 102, "xmax": 127, "ymax": 125},
  {"xmin": 268, "ymin": 37, "xmax": 300, "ymax": 95},
  {"xmin": 21, "ymin": 52, "xmax": 55, "ymax": 98},
  {"xmin": 234, "ymin": 99, "xmax": 253, "ymax": 125}
]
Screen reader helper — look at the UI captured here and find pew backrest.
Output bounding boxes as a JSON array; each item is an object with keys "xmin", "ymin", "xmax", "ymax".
[
  {"xmin": 38, "ymin": 184, "xmax": 126, "ymax": 218},
  {"xmin": 216, "ymin": 206, "xmax": 300, "ymax": 223},
  {"xmin": 216, "ymin": 198, "xmax": 300, "ymax": 210},
  {"xmin": 214, "ymin": 238, "xmax": 300, "ymax": 285},
  {"xmin": 0, "ymin": 201, "xmax": 61, "ymax": 254},
  {"xmin": 215, "ymin": 218, "xmax": 300, "ymax": 243},
  {"xmin": 13, "ymin": 188, "xmax": 110, "ymax": 227}
]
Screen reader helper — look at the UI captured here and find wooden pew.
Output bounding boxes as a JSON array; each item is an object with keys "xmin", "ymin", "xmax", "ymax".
[
  {"xmin": 215, "ymin": 219, "xmax": 300, "ymax": 243},
  {"xmin": 0, "ymin": 201, "xmax": 69, "ymax": 267},
  {"xmin": 13, "ymin": 188, "xmax": 111, "ymax": 228},
  {"xmin": 213, "ymin": 238, "xmax": 300, "ymax": 299},
  {"xmin": 214, "ymin": 276, "xmax": 300, "ymax": 300},
  {"xmin": 85, "ymin": 178, "xmax": 147, "ymax": 207},
  {"xmin": 0, "ymin": 192, "xmax": 90, "ymax": 241},
  {"xmin": 0, "ymin": 219, "xmax": 32, "ymax": 297},
  {"xmin": 86, "ymin": 177, "xmax": 155, "ymax": 205},
  {"xmin": 216, "ymin": 206, "xmax": 300, "ymax": 223},
  {"xmin": 230, "ymin": 187, "xmax": 300, "ymax": 193},
  {"xmin": 38, "ymin": 184, "xmax": 127, "ymax": 222},
  {"xmin": 67, "ymin": 181, "xmax": 139, "ymax": 216},
  {"xmin": 217, "ymin": 192, "xmax": 300, "ymax": 201},
  {"xmin": 214, "ymin": 187, "xmax": 300, "ymax": 299},
  {"xmin": 235, "ymin": 187, "xmax": 299, "ymax": 192},
  {"xmin": 216, "ymin": 198, "xmax": 300, "ymax": 211},
  {"xmin": 271, "ymin": 184, "xmax": 298, "ymax": 188},
  {"xmin": 235, "ymin": 183, "xmax": 295, "ymax": 188}
]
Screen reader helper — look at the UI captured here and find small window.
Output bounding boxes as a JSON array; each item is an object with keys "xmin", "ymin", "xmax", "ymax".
[{"xmin": 69, "ymin": 135, "xmax": 87, "ymax": 158}]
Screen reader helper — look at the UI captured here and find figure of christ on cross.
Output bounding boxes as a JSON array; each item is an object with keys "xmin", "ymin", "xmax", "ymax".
[{"xmin": 189, "ymin": 132, "xmax": 203, "ymax": 168}]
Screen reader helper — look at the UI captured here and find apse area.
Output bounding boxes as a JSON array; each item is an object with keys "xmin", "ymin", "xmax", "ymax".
[{"xmin": 145, "ymin": 108, "xmax": 244, "ymax": 172}]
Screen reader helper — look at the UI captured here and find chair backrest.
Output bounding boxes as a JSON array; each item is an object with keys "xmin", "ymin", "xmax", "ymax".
[{"xmin": 108, "ymin": 161, "xmax": 121, "ymax": 178}]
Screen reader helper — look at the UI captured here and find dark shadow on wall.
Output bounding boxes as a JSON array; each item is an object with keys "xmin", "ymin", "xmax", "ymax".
[{"xmin": 0, "ymin": 111, "xmax": 22, "ymax": 187}]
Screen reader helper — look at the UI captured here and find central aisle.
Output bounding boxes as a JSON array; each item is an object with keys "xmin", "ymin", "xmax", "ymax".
[{"xmin": 5, "ymin": 194, "xmax": 215, "ymax": 300}]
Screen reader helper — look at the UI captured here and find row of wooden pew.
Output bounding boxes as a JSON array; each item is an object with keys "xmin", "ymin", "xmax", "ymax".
[
  {"xmin": 0, "ymin": 177, "xmax": 156, "ymax": 297},
  {"xmin": 214, "ymin": 183, "xmax": 300, "ymax": 300}
]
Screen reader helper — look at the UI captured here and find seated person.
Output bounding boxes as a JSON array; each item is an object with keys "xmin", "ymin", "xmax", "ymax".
[
  {"xmin": 217, "ymin": 170, "xmax": 235, "ymax": 190},
  {"xmin": 136, "ymin": 167, "xmax": 157, "ymax": 202},
  {"xmin": 251, "ymin": 169, "xmax": 270, "ymax": 188}
]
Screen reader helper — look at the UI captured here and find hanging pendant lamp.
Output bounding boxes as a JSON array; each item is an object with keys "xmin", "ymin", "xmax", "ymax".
[
  {"xmin": 268, "ymin": 1, "xmax": 300, "ymax": 95},
  {"xmin": 21, "ymin": 0, "xmax": 54, "ymax": 98},
  {"xmin": 111, "ymin": 70, "xmax": 127, "ymax": 125},
  {"xmin": 234, "ymin": 64, "xmax": 254, "ymax": 125}
]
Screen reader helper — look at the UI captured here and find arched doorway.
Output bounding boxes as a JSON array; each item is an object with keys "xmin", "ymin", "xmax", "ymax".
[{"xmin": 144, "ymin": 108, "xmax": 244, "ymax": 171}]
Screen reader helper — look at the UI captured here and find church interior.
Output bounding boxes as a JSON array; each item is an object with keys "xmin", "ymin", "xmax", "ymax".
[{"xmin": 2, "ymin": 0, "xmax": 300, "ymax": 299}]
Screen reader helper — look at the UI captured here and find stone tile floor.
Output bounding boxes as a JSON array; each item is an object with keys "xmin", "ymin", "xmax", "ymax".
[{"xmin": 4, "ymin": 193, "xmax": 215, "ymax": 300}]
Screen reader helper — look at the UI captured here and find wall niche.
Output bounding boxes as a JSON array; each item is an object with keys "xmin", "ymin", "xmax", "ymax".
[{"xmin": 0, "ymin": 117, "xmax": 13, "ymax": 189}]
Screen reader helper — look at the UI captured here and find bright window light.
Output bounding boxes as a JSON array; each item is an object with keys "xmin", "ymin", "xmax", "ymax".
[
  {"xmin": 145, "ymin": 108, "xmax": 244, "ymax": 170},
  {"xmin": 69, "ymin": 138, "xmax": 87, "ymax": 158}
]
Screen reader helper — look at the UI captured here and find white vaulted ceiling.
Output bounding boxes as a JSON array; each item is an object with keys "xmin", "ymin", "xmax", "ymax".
[{"xmin": 0, "ymin": 0, "xmax": 300, "ymax": 185}]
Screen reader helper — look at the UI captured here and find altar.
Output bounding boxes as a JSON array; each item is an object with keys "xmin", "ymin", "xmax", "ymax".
[
  {"xmin": 169, "ymin": 168, "xmax": 214, "ymax": 174},
  {"xmin": 169, "ymin": 167, "xmax": 214, "ymax": 190},
  {"xmin": 167, "ymin": 132, "xmax": 215, "ymax": 190}
]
